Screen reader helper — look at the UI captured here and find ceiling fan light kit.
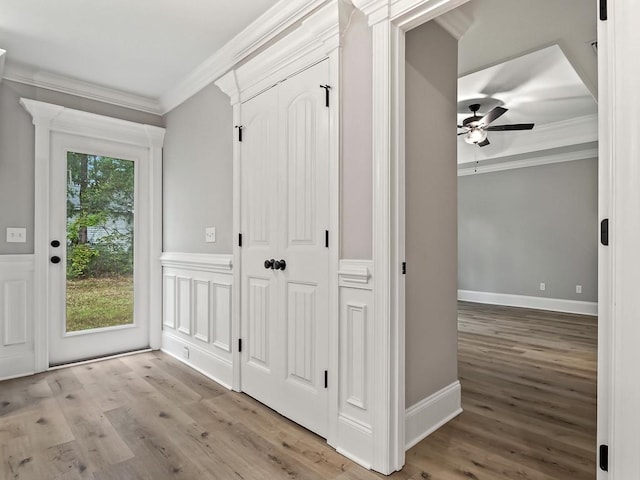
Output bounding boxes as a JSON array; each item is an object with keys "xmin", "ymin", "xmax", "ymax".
[{"xmin": 458, "ymin": 103, "xmax": 534, "ymax": 147}]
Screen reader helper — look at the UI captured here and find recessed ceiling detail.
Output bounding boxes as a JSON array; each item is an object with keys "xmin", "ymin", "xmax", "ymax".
[{"xmin": 458, "ymin": 44, "xmax": 598, "ymax": 166}]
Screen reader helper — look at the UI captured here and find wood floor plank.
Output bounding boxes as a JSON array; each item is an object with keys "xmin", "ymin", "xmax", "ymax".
[{"xmin": 0, "ymin": 302, "xmax": 597, "ymax": 479}]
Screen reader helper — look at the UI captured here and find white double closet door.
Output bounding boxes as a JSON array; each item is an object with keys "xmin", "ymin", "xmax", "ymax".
[{"xmin": 239, "ymin": 60, "xmax": 330, "ymax": 437}]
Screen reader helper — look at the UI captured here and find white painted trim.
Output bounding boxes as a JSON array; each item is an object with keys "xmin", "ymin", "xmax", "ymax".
[
  {"xmin": 434, "ymin": 7, "xmax": 473, "ymax": 40},
  {"xmin": 457, "ymin": 146, "xmax": 598, "ymax": 176},
  {"xmin": 160, "ymin": 0, "xmax": 328, "ymax": 113},
  {"xmin": 596, "ymin": 3, "xmax": 611, "ymax": 480},
  {"xmin": 338, "ymin": 259, "xmax": 373, "ymax": 289},
  {"xmin": 0, "ymin": 49, "xmax": 6, "ymax": 83},
  {"xmin": 405, "ymin": 381, "xmax": 462, "ymax": 450},
  {"xmin": 607, "ymin": 2, "xmax": 640, "ymax": 478},
  {"xmin": 458, "ymin": 290, "xmax": 598, "ymax": 316},
  {"xmin": 5, "ymin": 62, "xmax": 162, "ymax": 115},
  {"xmin": 20, "ymin": 99, "xmax": 165, "ymax": 148},
  {"xmin": 457, "ymin": 114, "xmax": 598, "ymax": 165},
  {"xmin": 161, "ymin": 332, "xmax": 233, "ymax": 390},
  {"xmin": 160, "ymin": 252, "xmax": 233, "ymax": 273},
  {"xmin": 20, "ymin": 98, "xmax": 165, "ymax": 372},
  {"xmin": 351, "ymin": 0, "xmax": 471, "ymax": 474},
  {"xmin": 216, "ymin": 1, "xmax": 352, "ymax": 104}
]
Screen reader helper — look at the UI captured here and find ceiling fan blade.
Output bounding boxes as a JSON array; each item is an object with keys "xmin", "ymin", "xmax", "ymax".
[
  {"xmin": 457, "ymin": 132, "xmax": 466, "ymax": 136},
  {"xmin": 486, "ymin": 123, "xmax": 535, "ymax": 131},
  {"xmin": 479, "ymin": 106, "xmax": 507, "ymax": 126},
  {"xmin": 477, "ymin": 138, "xmax": 490, "ymax": 147}
]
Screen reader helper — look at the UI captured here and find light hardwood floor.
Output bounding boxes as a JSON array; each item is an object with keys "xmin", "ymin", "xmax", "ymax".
[{"xmin": 0, "ymin": 302, "xmax": 596, "ymax": 479}]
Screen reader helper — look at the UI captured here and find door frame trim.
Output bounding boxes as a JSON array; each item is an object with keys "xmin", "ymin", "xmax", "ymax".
[{"xmin": 20, "ymin": 98, "xmax": 165, "ymax": 372}]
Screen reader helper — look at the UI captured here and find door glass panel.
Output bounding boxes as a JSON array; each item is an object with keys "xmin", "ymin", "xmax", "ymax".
[{"xmin": 65, "ymin": 152, "xmax": 134, "ymax": 332}]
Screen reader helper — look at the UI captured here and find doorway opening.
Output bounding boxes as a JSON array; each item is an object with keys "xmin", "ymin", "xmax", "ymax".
[{"xmin": 403, "ymin": 1, "xmax": 599, "ymax": 477}]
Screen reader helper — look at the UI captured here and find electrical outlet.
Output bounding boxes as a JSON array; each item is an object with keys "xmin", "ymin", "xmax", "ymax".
[
  {"xmin": 205, "ymin": 227, "xmax": 216, "ymax": 243},
  {"xmin": 539, "ymin": 282, "xmax": 546, "ymax": 291},
  {"xmin": 576, "ymin": 285, "xmax": 582, "ymax": 294},
  {"xmin": 183, "ymin": 347, "xmax": 190, "ymax": 359},
  {"xmin": 6, "ymin": 227, "xmax": 27, "ymax": 243}
]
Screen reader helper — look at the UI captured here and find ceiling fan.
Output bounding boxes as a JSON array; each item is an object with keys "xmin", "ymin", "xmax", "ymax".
[{"xmin": 458, "ymin": 104, "xmax": 534, "ymax": 147}]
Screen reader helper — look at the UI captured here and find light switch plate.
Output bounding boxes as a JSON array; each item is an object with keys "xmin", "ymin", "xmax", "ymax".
[
  {"xmin": 205, "ymin": 227, "xmax": 216, "ymax": 243},
  {"xmin": 6, "ymin": 227, "xmax": 27, "ymax": 243}
]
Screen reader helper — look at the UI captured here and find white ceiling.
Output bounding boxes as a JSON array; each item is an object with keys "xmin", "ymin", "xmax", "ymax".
[
  {"xmin": 458, "ymin": 45, "xmax": 596, "ymax": 127},
  {"xmin": 0, "ymin": 0, "xmax": 278, "ymax": 99},
  {"xmin": 455, "ymin": 0, "xmax": 598, "ymax": 165}
]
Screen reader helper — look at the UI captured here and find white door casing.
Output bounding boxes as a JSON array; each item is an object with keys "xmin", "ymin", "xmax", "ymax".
[
  {"xmin": 48, "ymin": 133, "xmax": 151, "ymax": 365},
  {"xmin": 20, "ymin": 98, "xmax": 165, "ymax": 371},
  {"xmin": 240, "ymin": 60, "xmax": 330, "ymax": 437}
]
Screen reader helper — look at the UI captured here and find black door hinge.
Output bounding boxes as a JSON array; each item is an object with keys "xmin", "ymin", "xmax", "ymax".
[
  {"xmin": 235, "ymin": 125, "xmax": 244, "ymax": 142},
  {"xmin": 324, "ymin": 370, "xmax": 328, "ymax": 388},
  {"xmin": 320, "ymin": 85, "xmax": 331, "ymax": 107},
  {"xmin": 238, "ymin": 338, "xmax": 243, "ymax": 353},
  {"xmin": 239, "ymin": 233, "xmax": 243, "ymax": 247},
  {"xmin": 402, "ymin": 262, "xmax": 406, "ymax": 274},
  {"xmin": 600, "ymin": 0, "xmax": 607, "ymax": 21},
  {"xmin": 325, "ymin": 230, "xmax": 329, "ymax": 248},
  {"xmin": 599, "ymin": 444, "xmax": 608, "ymax": 472},
  {"xmin": 601, "ymin": 219, "xmax": 609, "ymax": 246}
]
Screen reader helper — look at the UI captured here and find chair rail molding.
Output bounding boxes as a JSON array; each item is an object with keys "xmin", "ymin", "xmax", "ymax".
[{"xmin": 351, "ymin": 0, "xmax": 470, "ymax": 474}]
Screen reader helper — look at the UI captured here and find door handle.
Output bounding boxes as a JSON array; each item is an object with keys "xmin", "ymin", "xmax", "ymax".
[
  {"xmin": 50, "ymin": 256, "xmax": 61, "ymax": 264},
  {"xmin": 50, "ymin": 240, "xmax": 61, "ymax": 248},
  {"xmin": 264, "ymin": 259, "xmax": 275, "ymax": 269},
  {"xmin": 274, "ymin": 259, "xmax": 286, "ymax": 271}
]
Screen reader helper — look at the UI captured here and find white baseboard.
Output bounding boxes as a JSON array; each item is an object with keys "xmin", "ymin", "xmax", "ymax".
[
  {"xmin": 458, "ymin": 290, "xmax": 598, "ymax": 316},
  {"xmin": 405, "ymin": 380, "xmax": 462, "ymax": 450},
  {"xmin": 161, "ymin": 332, "xmax": 233, "ymax": 390}
]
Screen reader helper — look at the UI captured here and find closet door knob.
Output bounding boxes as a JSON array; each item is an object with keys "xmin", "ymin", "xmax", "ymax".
[
  {"xmin": 264, "ymin": 259, "xmax": 275, "ymax": 269},
  {"xmin": 274, "ymin": 259, "xmax": 286, "ymax": 271}
]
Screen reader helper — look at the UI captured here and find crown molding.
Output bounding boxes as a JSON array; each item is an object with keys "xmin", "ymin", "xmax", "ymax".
[
  {"xmin": 457, "ymin": 114, "xmax": 598, "ymax": 164},
  {"xmin": 217, "ymin": 0, "xmax": 351, "ymax": 104},
  {"xmin": 4, "ymin": 61, "xmax": 162, "ymax": 115},
  {"xmin": 457, "ymin": 144, "xmax": 598, "ymax": 176},
  {"xmin": 434, "ymin": 6, "xmax": 472, "ymax": 39},
  {"xmin": 160, "ymin": 0, "xmax": 329, "ymax": 114}
]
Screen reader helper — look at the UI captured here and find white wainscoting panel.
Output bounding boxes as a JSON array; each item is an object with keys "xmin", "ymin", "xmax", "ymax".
[
  {"xmin": 0, "ymin": 255, "xmax": 35, "ymax": 380},
  {"xmin": 405, "ymin": 380, "xmax": 462, "ymax": 450},
  {"xmin": 161, "ymin": 253, "xmax": 234, "ymax": 388},
  {"xmin": 335, "ymin": 259, "xmax": 375, "ymax": 468}
]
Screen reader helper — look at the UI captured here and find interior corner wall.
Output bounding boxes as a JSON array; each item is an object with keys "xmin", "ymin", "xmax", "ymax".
[
  {"xmin": 162, "ymin": 83, "xmax": 233, "ymax": 254},
  {"xmin": 0, "ymin": 79, "xmax": 162, "ymax": 256},
  {"xmin": 405, "ymin": 21, "xmax": 459, "ymax": 407},
  {"xmin": 458, "ymin": 158, "xmax": 598, "ymax": 302},
  {"xmin": 341, "ymin": 8, "xmax": 373, "ymax": 260}
]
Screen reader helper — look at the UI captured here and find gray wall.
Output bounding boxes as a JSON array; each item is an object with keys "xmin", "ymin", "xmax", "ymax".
[
  {"xmin": 405, "ymin": 21, "xmax": 459, "ymax": 407},
  {"xmin": 162, "ymin": 83, "xmax": 233, "ymax": 254},
  {"xmin": 341, "ymin": 9, "xmax": 373, "ymax": 260},
  {"xmin": 0, "ymin": 79, "xmax": 162, "ymax": 255},
  {"xmin": 458, "ymin": 158, "xmax": 598, "ymax": 302}
]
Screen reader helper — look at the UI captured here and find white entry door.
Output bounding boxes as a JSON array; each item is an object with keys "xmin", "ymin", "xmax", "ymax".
[
  {"xmin": 240, "ymin": 60, "xmax": 330, "ymax": 437},
  {"xmin": 48, "ymin": 133, "xmax": 151, "ymax": 366}
]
